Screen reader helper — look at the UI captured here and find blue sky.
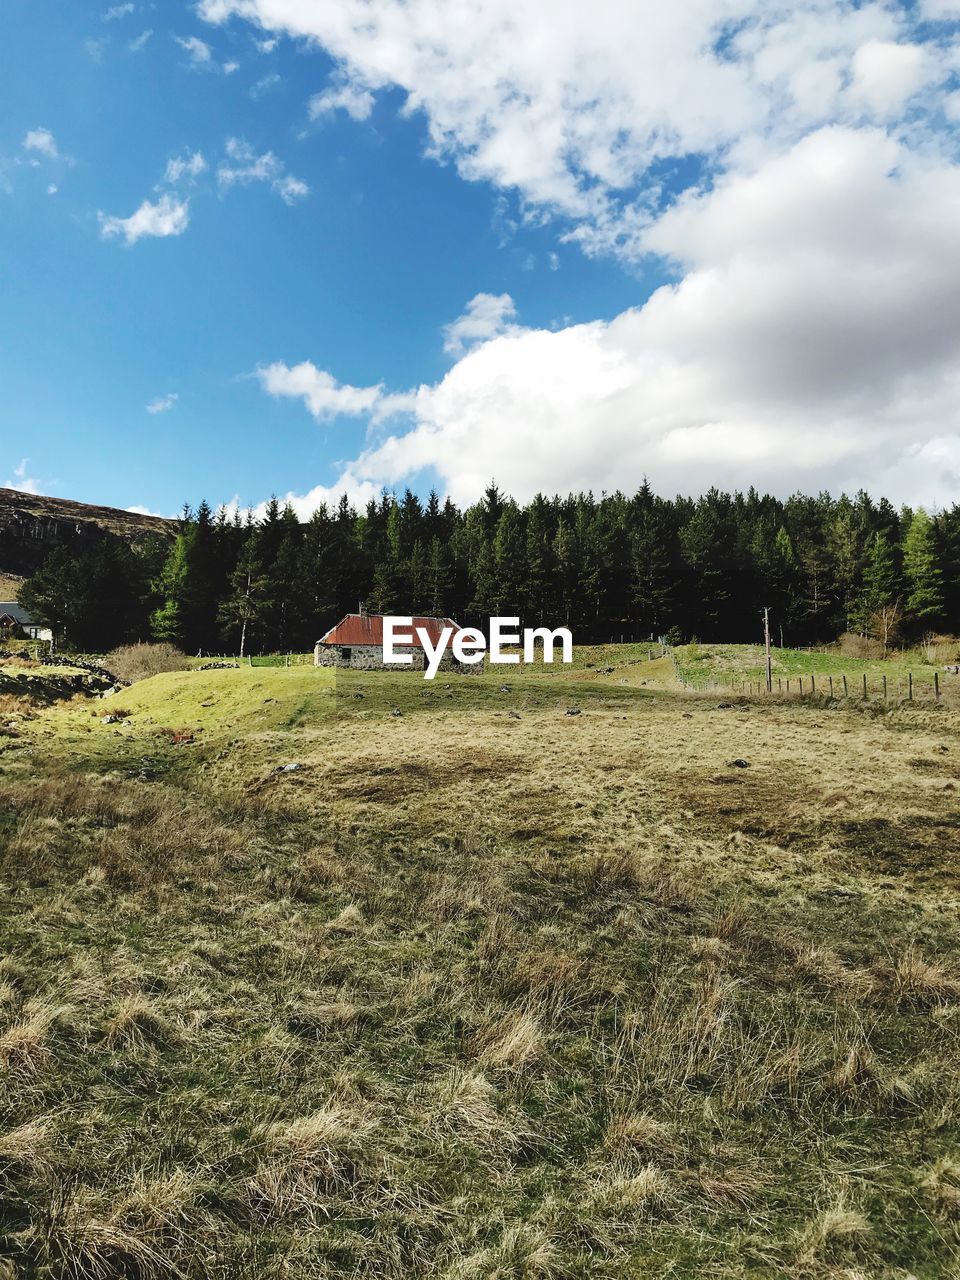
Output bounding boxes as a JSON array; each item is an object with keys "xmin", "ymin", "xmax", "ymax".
[
  {"xmin": 1, "ymin": 1, "xmax": 649, "ymax": 513},
  {"xmin": 5, "ymin": 1, "xmax": 960, "ymax": 513}
]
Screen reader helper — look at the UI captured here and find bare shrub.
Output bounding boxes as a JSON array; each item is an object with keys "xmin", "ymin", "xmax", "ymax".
[
  {"xmin": 838, "ymin": 632, "xmax": 883, "ymax": 660},
  {"xmin": 922, "ymin": 633, "xmax": 960, "ymax": 666},
  {"xmin": 104, "ymin": 642, "xmax": 186, "ymax": 684}
]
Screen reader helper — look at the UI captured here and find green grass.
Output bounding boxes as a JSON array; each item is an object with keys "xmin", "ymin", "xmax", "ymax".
[
  {"xmin": 676, "ymin": 642, "xmax": 956, "ymax": 701},
  {"xmin": 1, "ymin": 648, "xmax": 960, "ymax": 1276}
]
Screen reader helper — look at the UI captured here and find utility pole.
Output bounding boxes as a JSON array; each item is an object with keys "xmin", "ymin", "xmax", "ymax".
[{"xmin": 763, "ymin": 606, "xmax": 772, "ymax": 692}]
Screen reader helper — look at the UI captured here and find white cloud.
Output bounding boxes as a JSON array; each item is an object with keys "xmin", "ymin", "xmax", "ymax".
[
  {"xmin": 104, "ymin": 3, "xmax": 134, "ymax": 19},
  {"xmin": 309, "ymin": 76, "xmax": 375, "ymax": 122},
  {"xmin": 223, "ymin": 59, "xmax": 240, "ymax": 73},
  {"xmin": 126, "ymin": 504, "xmax": 171, "ymax": 517},
  {"xmin": 199, "ymin": 1, "xmax": 960, "ymax": 511},
  {"xmin": 274, "ymin": 174, "xmax": 309, "ymax": 204},
  {"xmin": 257, "ymin": 361, "xmax": 414, "ymax": 423},
  {"xmin": 146, "ymin": 393, "xmax": 178, "ymax": 414},
  {"xmin": 218, "ymin": 137, "xmax": 281, "ymax": 188},
  {"xmin": 443, "ymin": 292, "xmax": 517, "ymax": 356},
  {"xmin": 250, "ymin": 72, "xmax": 281, "ymax": 98},
  {"xmin": 6, "ymin": 460, "xmax": 41, "ymax": 495},
  {"xmin": 251, "ymin": 128, "xmax": 960, "ymax": 509},
  {"xmin": 175, "ymin": 34, "xmax": 213, "ymax": 65},
  {"xmin": 164, "ymin": 150, "xmax": 207, "ymax": 184},
  {"xmin": 130, "ymin": 29, "xmax": 152, "ymax": 51},
  {"xmin": 256, "ymin": 37, "xmax": 278, "ymax": 53},
  {"xmin": 920, "ymin": 0, "xmax": 960, "ymax": 18},
  {"xmin": 99, "ymin": 194, "xmax": 190, "ymax": 245},
  {"xmin": 848, "ymin": 40, "xmax": 930, "ymax": 117},
  {"xmin": 23, "ymin": 128, "xmax": 58, "ymax": 160},
  {"xmin": 47, "ymin": 184, "xmax": 58, "ymax": 195},
  {"xmin": 198, "ymin": 0, "xmax": 953, "ymax": 256},
  {"xmin": 218, "ymin": 138, "xmax": 308, "ymax": 203}
]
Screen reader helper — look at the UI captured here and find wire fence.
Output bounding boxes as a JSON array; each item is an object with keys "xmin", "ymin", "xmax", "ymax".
[{"xmin": 670, "ymin": 652, "xmax": 946, "ymax": 702}]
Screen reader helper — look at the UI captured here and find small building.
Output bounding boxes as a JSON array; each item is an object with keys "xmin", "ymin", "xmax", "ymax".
[
  {"xmin": 0, "ymin": 602, "xmax": 52, "ymax": 642},
  {"xmin": 314, "ymin": 612, "xmax": 472, "ymax": 672}
]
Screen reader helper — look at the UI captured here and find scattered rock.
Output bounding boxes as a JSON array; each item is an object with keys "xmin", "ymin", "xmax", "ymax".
[
  {"xmin": 728, "ymin": 758, "xmax": 750, "ymax": 768},
  {"xmin": 507, "ymin": 710, "xmax": 521, "ymax": 719},
  {"xmin": 391, "ymin": 707, "xmax": 403, "ymax": 717},
  {"xmin": 717, "ymin": 702, "xmax": 733, "ymax": 709},
  {"xmin": 565, "ymin": 707, "xmax": 582, "ymax": 716},
  {"xmin": 352, "ymin": 691, "xmax": 364, "ymax": 699},
  {"xmin": 274, "ymin": 762, "xmax": 302, "ymax": 773},
  {"xmin": 198, "ymin": 661, "xmax": 239, "ymax": 670}
]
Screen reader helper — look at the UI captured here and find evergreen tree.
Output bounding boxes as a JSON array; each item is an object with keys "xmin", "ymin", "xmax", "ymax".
[{"xmin": 903, "ymin": 509, "xmax": 944, "ymax": 628}]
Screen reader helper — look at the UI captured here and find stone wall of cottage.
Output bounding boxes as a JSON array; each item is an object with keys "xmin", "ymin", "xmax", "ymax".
[{"xmin": 314, "ymin": 643, "xmax": 478, "ymax": 673}]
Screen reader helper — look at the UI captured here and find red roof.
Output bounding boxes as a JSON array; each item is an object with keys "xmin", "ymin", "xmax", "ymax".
[{"xmin": 317, "ymin": 614, "xmax": 462, "ymax": 649}]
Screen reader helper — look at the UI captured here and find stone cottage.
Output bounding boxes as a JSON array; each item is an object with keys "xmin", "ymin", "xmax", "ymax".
[{"xmin": 314, "ymin": 612, "xmax": 472, "ymax": 672}]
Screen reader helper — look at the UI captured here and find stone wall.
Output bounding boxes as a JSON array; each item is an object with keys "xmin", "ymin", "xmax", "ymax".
[{"xmin": 314, "ymin": 643, "xmax": 477, "ymax": 673}]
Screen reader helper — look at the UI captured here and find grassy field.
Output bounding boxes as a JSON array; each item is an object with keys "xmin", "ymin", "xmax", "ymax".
[
  {"xmin": 675, "ymin": 643, "xmax": 960, "ymax": 704},
  {"xmin": 1, "ymin": 651, "xmax": 960, "ymax": 1277}
]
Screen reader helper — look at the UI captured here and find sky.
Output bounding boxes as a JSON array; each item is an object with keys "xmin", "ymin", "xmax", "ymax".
[{"xmin": 4, "ymin": 0, "xmax": 960, "ymax": 516}]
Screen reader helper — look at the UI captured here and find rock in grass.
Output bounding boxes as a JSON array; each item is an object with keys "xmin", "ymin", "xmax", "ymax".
[
  {"xmin": 728, "ymin": 758, "xmax": 750, "ymax": 768},
  {"xmin": 566, "ymin": 707, "xmax": 582, "ymax": 716}
]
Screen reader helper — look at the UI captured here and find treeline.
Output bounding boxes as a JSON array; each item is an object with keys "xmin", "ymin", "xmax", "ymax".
[{"xmin": 17, "ymin": 483, "xmax": 959, "ymax": 653}]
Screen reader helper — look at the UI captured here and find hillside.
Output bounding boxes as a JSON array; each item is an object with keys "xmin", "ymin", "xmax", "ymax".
[{"xmin": 0, "ymin": 487, "xmax": 175, "ymax": 581}]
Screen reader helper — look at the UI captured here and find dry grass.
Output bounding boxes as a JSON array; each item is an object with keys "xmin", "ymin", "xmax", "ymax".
[{"xmin": 1, "ymin": 660, "xmax": 960, "ymax": 1275}]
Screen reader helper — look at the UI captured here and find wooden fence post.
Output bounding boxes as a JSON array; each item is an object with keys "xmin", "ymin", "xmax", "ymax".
[
  {"xmin": 799, "ymin": 677, "xmax": 804, "ymax": 696},
  {"xmin": 935, "ymin": 672, "xmax": 941, "ymax": 701},
  {"xmin": 862, "ymin": 674, "xmax": 867, "ymax": 699},
  {"xmin": 883, "ymin": 674, "xmax": 887, "ymax": 700},
  {"xmin": 811, "ymin": 675, "xmax": 816, "ymax": 694},
  {"xmin": 829, "ymin": 676, "xmax": 833, "ymax": 698},
  {"xmin": 843, "ymin": 674, "xmax": 848, "ymax": 698},
  {"xmin": 909, "ymin": 672, "xmax": 913, "ymax": 701}
]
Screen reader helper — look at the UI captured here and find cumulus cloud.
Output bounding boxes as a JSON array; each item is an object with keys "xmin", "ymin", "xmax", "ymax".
[
  {"xmin": 23, "ymin": 128, "xmax": 58, "ymax": 160},
  {"xmin": 130, "ymin": 29, "xmax": 152, "ymax": 51},
  {"xmin": 218, "ymin": 138, "xmax": 308, "ymax": 202},
  {"xmin": 251, "ymin": 128, "xmax": 960, "ymax": 509},
  {"xmin": 146, "ymin": 393, "xmax": 178, "ymax": 414},
  {"xmin": 199, "ymin": 0, "xmax": 960, "ymax": 510},
  {"xmin": 848, "ymin": 40, "xmax": 930, "ymax": 117},
  {"xmin": 257, "ymin": 361, "xmax": 415, "ymax": 423},
  {"xmin": 175, "ymin": 34, "xmax": 213, "ymax": 65},
  {"xmin": 443, "ymin": 293, "xmax": 517, "ymax": 356},
  {"xmin": 5, "ymin": 460, "xmax": 41, "ymax": 496},
  {"xmin": 274, "ymin": 174, "xmax": 309, "ymax": 204},
  {"xmin": 164, "ymin": 150, "xmax": 207, "ymax": 184},
  {"xmin": 104, "ymin": 3, "xmax": 134, "ymax": 19},
  {"xmin": 99, "ymin": 194, "xmax": 190, "ymax": 244},
  {"xmin": 126, "ymin": 503, "xmax": 173, "ymax": 517},
  {"xmin": 309, "ymin": 76, "xmax": 375, "ymax": 122},
  {"xmin": 199, "ymin": 0, "xmax": 949, "ymax": 256}
]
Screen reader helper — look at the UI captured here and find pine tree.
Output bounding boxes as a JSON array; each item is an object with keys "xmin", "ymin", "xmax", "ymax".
[{"xmin": 903, "ymin": 509, "xmax": 944, "ymax": 629}]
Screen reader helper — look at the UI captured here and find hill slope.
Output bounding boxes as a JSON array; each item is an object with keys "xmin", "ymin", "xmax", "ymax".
[{"xmin": 0, "ymin": 487, "xmax": 175, "ymax": 580}]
